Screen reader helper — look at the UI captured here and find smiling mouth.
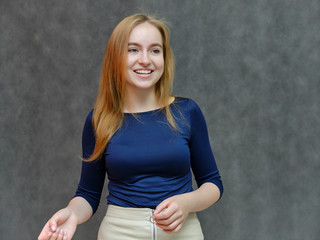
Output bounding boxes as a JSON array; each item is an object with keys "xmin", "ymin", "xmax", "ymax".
[{"xmin": 134, "ymin": 69, "xmax": 153, "ymax": 74}]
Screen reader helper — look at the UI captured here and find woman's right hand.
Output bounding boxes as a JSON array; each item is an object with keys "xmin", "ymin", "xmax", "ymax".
[{"xmin": 38, "ymin": 208, "xmax": 78, "ymax": 240}]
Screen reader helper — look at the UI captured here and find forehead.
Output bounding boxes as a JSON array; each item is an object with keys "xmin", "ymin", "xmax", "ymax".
[{"xmin": 129, "ymin": 22, "xmax": 163, "ymax": 45}]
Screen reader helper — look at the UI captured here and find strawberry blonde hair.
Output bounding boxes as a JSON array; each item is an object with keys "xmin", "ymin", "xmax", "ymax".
[{"xmin": 86, "ymin": 14, "xmax": 176, "ymax": 161}]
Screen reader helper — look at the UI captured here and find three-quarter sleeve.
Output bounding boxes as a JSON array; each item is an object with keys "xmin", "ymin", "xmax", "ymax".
[
  {"xmin": 73, "ymin": 110, "xmax": 106, "ymax": 214},
  {"xmin": 189, "ymin": 100, "xmax": 223, "ymax": 199}
]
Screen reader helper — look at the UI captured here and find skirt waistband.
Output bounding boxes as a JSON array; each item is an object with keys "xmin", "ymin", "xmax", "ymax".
[{"xmin": 106, "ymin": 205, "xmax": 155, "ymax": 222}]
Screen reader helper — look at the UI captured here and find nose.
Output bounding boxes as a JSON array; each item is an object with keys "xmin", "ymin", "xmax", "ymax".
[{"xmin": 138, "ymin": 51, "xmax": 151, "ymax": 66}]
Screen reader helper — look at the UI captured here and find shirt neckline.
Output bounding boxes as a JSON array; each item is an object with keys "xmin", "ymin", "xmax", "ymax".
[{"xmin": 124, "ymin": 97, "xmax": 177, "ymax": 115}]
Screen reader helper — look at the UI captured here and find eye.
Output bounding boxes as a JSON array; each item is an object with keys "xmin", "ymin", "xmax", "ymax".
[
  {"xmin": 128, "ymin": 48, "xmax": 139, "ymax": 53},
  {"xmin": 151, "ymin": 49, "xmax": 161, "ymax": 55}
]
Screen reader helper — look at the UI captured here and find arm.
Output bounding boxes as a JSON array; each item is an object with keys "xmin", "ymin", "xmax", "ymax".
[
  {"xmin": 179, "ymin": 182, "xmax": 220, "ymax": 213},
  {"xmin": 153, "ymin": 99, "xmax": 223, "ymax": 233},
  {"xmin": 39, "ymin": 111, "xmax": 106, "ymax": 240}
]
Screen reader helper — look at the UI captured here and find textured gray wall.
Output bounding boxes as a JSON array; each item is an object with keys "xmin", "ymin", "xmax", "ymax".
[{"xmin": 1, "ymin": 0, "xmax": 319, "ymax": 239}]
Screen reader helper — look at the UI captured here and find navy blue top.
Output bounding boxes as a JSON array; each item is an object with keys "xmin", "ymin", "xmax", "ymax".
[{"xmin": 74, "ymin": 97, "xmax": 223, "ymax": 214}]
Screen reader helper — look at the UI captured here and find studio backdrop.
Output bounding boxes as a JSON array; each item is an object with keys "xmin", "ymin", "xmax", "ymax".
[{"xmin": 1, "ymin": 0, "xmax": 319, "ymax": 239}]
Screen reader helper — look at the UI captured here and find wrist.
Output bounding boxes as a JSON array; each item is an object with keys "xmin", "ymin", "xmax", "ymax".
[
  {"xmin": 179, "ymin": 192, "xmax": 195, "ymax": 213},
  {"xmin": 65, "ymin": 206, "xmax": 80, "ymax": 224}
]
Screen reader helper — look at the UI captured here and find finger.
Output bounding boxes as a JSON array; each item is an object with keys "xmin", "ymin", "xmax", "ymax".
[
  {"xmin": 49, "ymin": 228, "xmax": 60, "ymax": 240},
  {"xmin": 162, "ymin": 223, "xmax": 183, "ymax": 233},
  {"xmin": 49, "ymin": 221, "xmax": 57, "ymax": 233},
  {"xmin": 156, "ymin": 213, "xmax": 181, "ymax": 229},
  {"xmin": 48, "ymin": 217, "xmax": 59, "ymax": 232},
  {"xmin": 56, "ymin": 229, "xmax": 65, "ymax": 240},
  {"xmin": 38, "ymin": 221, "xmax": 54, "ymax": 239},
  {"xmin": 157, "ymin": 221, "xmax": 179, "ymax": 231},
  {"xmin": 153, "ymin": 201, "xmax": 168, "ymax": 217},
  {"xmin": 48, "ymin": 231, "xmax": 53, "ymax": 239},
  {"xmin": 155, "ymin": 197, "xmax": 172, "ymax": 214},
  {"xmin": 62, "ymin": 232, "xmax": 68, "ymax": 240},
  {"xmin": 155, "ymin": 212, "xmax": 179, "ymax": 226},
  {"xmin": 154, "ymin": 204, "xmax": 177, "ymax": 220}
]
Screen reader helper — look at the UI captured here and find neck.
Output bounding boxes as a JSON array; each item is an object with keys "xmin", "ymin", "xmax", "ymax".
[{"xmin": 123, "ymin": 86, "xmax": 159, "ymax": 113}]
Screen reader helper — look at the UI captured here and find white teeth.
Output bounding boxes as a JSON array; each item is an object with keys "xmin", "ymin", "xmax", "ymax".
[{"xmin": 135, "ymin": 70, "xmax": 152, "ymax": 74}]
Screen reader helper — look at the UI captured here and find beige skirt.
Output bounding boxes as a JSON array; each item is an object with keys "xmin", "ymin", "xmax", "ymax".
[{"xmin": 97, "ymin": 205, "xmax": 204, "ymax": 240}]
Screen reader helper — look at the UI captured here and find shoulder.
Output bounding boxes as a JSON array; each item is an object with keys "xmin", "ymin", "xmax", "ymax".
[
  {"xmin": 85, "ymin": 109, "xmax": 94, "ymax": 123},
  {"xmin": 86, "ymin": 109, "xmax": 94, "ymax": 119},
  {"xmin": 173, "ymin": 97, "xmax": 207, "ymax": 126},
  {"xmin": 173, "ymin": 96, "xmax": 202, "ymax": 114},
  {"xmin": 83, "ymin": 109, "xmax": 94, "ymax": 132}
]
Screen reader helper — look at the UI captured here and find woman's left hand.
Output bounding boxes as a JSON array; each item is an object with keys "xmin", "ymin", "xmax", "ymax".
[{"xmin": 153, "ymin": 194, "xmax": 191, "ymax": 233}]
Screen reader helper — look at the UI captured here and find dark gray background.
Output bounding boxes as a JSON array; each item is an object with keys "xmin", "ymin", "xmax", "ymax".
[{"xmin": 1, "ymin": 0, "xmax": 319, "ymax": 239}]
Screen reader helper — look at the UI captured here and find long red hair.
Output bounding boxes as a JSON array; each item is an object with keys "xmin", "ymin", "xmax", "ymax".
[{"xmin": 86, "ymin": 14, "xmax": 176, "ymax": 161}]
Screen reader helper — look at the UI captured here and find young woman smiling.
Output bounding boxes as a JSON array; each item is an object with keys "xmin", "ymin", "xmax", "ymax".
[{"xmin": 38, "ymin": 14, "xmax": 223, "ymax": 240}]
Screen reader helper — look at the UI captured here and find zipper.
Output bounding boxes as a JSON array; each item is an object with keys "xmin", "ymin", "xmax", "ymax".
[{"xmin": 150, "ymin": 209, "xmax": 157, "ymax": 240}]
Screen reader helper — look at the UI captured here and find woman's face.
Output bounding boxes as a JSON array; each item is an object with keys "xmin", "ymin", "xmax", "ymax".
[{"xmin": 126, "ymin": 22, "xmax": 164, "ymax": 92}]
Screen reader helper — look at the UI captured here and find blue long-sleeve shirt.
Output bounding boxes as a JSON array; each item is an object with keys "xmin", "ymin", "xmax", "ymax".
[{"xmin": 74, "ymin": 97, "xmax": 223, "ymax": 214}]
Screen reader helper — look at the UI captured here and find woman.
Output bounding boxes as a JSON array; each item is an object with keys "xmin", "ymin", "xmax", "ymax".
[{"xmin": 38, "ymin": 13, "xmax": 223, "ymax": 240}]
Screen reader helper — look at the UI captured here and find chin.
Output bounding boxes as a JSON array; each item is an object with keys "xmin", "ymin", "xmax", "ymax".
[
  {"xmin": 127, "ymin": 79, "xmax": 159, "ymax": 90},
  {"xmin": 131, "ymin": 83, "xmax": 157, "ymax": 90}
]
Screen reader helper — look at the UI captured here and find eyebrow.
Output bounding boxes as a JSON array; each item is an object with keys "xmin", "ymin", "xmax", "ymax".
[{"xmin": 128, "ymin": 42, "xmax": 163, "ymax": 48}]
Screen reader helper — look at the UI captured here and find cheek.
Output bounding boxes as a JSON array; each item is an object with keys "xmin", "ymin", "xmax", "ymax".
[
  {"xmin": 127, "ymin": 57, "xmax": 134, "ymax": 68},
  {"xmin": 156, "ymin": 57, "xmax": 164, "ymax": 71}
]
